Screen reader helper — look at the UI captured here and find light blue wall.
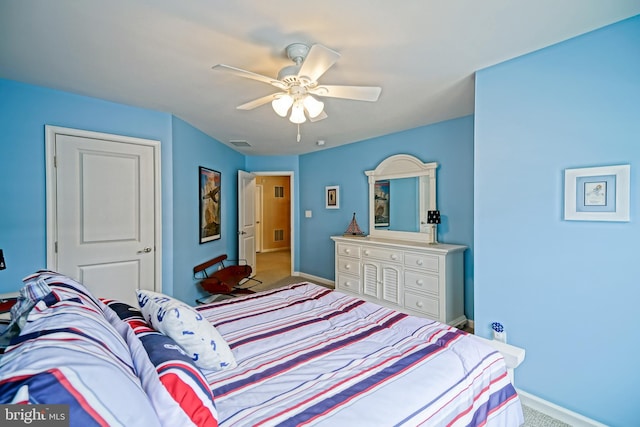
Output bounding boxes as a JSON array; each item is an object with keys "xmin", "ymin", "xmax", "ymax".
[
  {"xmin": 0, "ymin": 79, "xmax": 175, "ymax": 294},
  {"xmin": 171, "ymin": 117, "xmax": 245, "ymax": 304},
  {"xmin": 299, "ymin": 116, "xmax": 475, "ymax": 317},
  {"xmin": 474, "ymin": 15, "xmax": 640, "ymax": 426},
  {"xmin": 0, "ymin": 79, "xmax": 473, "ymax": 316}
]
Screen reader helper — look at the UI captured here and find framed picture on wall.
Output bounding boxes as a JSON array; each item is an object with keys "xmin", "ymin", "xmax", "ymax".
[
  {"xmin": 200, "ymin": 166, "xmax": 221, "ymax": 243},
  {"xmin": 564, "ymin": 164, "xmax": 630, "ymax": 222},
  {"xmin": 326, "ymin": 185, "xmax": 340, "ymax": 209}
]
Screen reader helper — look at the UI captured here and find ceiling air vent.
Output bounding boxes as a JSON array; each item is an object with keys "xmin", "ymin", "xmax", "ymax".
[{"xmin": 230, "ymin": 140, "xmax": 251, "ymax": 147}]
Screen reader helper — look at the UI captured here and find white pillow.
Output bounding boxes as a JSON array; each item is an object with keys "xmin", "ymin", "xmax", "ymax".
[{"xmin": 136, "ymin": 290, "xmax": 236, "ymax": 371}]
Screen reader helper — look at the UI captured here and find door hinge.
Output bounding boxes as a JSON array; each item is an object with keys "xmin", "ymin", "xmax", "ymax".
[
  {"xmin": 54, "ymin": 241, "xmax": 58, "ymax": 253},
  {"xmin": 54, "ymin": 155, "xmax": 57, "ymax": 168}
]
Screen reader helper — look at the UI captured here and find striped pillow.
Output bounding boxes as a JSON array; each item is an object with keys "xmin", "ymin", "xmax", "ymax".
[
  {"xmin": 0, "ymin": 273, "xmax": 162, "ymax": 426},
  {"xmin": 104, "ymin": 300, "xmax": 218, "ymax": 427}
]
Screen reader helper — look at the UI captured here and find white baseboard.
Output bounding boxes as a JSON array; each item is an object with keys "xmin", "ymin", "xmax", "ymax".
[
  {"xmin": 292, "ymin": 271, "xmax": 334, "ymax": 287},
  {"xmin": 517, "ymin": 389, "xmax": 607, "ymax": 427},
  {"xmin": 466, "ymin": 319, "xmax": 474, "ymax": 330}
]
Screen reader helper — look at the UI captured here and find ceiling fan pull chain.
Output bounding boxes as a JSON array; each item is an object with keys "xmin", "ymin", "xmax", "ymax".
[{"xmin": 297, "ymin": 124, "xmax": 301, "ymax": 142}]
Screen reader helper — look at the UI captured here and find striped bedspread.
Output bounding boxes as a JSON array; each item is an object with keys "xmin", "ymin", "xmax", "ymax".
[{"xmin": 198, "ymin": 283, "xmax": 524, "ymax": 427}]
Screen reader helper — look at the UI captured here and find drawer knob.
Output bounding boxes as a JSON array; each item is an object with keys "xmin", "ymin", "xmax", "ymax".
[
  {"xmin": 364, "ymin": 250, "xmax": 370, "ymax": 256},
  {"xmin": 416, "ymin": 259, "xmax": 424, "ymax": 266},
  {"xmin": 416, "ymin": 279, "xmax": 424, "ymax": 286},
  {"xmin": 416, "ymin": 301, "xmax": 424, "ymax": 308},
  {"xmin": 344, "ymin": 249, "xmax": 351, "ymax": 254},
  {"xmin": 391, "ymin": 254, "xmax": 398, "ymax": 260},
  {"xmin": 345, "ymin": 264, "xmax": 351, "ymax": 270}
]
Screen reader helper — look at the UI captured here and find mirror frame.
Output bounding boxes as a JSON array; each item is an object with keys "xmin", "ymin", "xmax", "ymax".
[{"xmin": 365, "ymin": 154, "xmax": 437, "ymax": 242}]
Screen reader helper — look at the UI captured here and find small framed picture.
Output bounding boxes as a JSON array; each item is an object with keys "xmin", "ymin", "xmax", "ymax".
[
  {"xmin": 325, "ymin": 185, "xmax": 339, "ymax": 209},
  {"xmin": 564, "ymin": 164, "xmax": 630, "ymax": 222}
]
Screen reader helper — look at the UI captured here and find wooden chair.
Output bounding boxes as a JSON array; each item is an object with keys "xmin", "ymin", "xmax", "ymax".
[{"xmin": 193, "ymin": 254, "xmax": 261, "ymax": 304}]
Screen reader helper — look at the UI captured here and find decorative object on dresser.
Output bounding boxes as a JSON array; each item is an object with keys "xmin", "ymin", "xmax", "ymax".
[
  {"xmin": 343, "ymin": 212, "xmax": 366, "ymax": 237},
  {"xmin": 427, "ymin": 210, "xmax": 441, "ymax": 244},
  {"xmin": 331, "ymin": 236, "xmax": 467, "ymax": 327}
]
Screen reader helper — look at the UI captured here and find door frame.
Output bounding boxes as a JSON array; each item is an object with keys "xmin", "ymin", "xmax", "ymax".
[
  {"xmin": 45, "ymin": 125, "xmax": 163, "ymax": 291},
  {"xmin": 255, "ymin": 184, "xmax": 263, "ymax": 253},
  {"xmin": 253, "ymin": 171, "xmax": 294, "ymax": 276}
]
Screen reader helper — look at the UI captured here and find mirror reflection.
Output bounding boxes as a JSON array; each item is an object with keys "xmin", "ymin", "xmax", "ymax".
[
  {"xmin": 375, "ymin": 177, "xmax": 421, "ymax": 232},
  {"xmin": 365, "ymin": 154, "xmax": 437, "ymax": 242}
]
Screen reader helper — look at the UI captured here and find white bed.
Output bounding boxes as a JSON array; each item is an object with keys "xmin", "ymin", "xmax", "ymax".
[
  {"xmin": 199, "ymin": 282, "xmax": 524, "ymax": 426},
  {"xmin": 0, "ymin": 272, "xmax": 524, "ymax": 427}
]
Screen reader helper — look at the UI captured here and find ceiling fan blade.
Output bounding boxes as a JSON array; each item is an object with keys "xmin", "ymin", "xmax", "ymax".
[
  {"xmin": 212, "ymin": 64, "xmax": 286, "ymax": 89},
  {"xmin": 309, "ymin": 85, "xmax": 382, "ymax": 102},
  {"xmin": 297, "ymin": 44, "xmax": 340, "ymax": 82},
  {"xmin": 309, "ymin": 110, "xmax": 328, "ymax": 122},
  {"xmin": 237, "ymin": 93, "xmax": 284, "ymax": 110}
]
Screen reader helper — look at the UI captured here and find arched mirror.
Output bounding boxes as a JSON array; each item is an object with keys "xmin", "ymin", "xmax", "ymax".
[{"xmin": 365, "ymin": 154, "xmax": 437, "ymax": 242}]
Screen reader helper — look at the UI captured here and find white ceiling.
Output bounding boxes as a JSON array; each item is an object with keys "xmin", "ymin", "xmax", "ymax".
[{"xmin": 1, "ymin": 1, "xmax": 639, "ymax": 156}]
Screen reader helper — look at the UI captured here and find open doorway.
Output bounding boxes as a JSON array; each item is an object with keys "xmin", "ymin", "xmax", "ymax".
[{"xmin": 253, "ymin": 173, "xmax": 292, "ymax": 286}]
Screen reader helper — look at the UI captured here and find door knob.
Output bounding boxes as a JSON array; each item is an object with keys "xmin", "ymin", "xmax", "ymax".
[{"xmin": 137, "ymin": 247, "xmax": 152, "ymax": 254}]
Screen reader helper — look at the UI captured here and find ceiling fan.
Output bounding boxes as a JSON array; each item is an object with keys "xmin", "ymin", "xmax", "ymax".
[{"xmin": 212, "ymin": 43, "xmax": 382, "ymax": 126}]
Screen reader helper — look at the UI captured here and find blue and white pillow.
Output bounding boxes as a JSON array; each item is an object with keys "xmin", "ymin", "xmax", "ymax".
[{"xmin": 136, "ymin": 290, "xmax": 236, "ymax": 371}]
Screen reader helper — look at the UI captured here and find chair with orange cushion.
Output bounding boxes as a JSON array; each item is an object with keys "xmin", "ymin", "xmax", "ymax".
[{"xmin": 193, "ymin": 254, "xmax": 261, "ymax": 304}]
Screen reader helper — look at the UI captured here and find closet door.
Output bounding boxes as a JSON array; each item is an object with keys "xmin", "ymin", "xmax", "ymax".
[{"xmin": 47, "ymin": 127, "xmax": 161, "ymax": 306}]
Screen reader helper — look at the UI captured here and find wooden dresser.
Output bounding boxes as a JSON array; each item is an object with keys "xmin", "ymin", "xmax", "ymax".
[{"xmin": 331, "ymin": 236, "xmax": 467, "ymax": 327}]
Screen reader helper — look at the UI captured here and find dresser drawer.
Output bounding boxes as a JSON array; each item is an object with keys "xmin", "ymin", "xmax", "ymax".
[
  {"xmin": 335, "ymin": 273, "xmax": 362, "ymax": 294},
  {"xmin": 337, "ymin": 243, "xmax": 361, "ymax": 258},
  {"xmin": 404, "ymin": 292, "xmax": 439, "ymax": 319},
  {"xmin": 337, "ymin": 257, "xmax": 361, "ymax": 275},
  {"xmin": 404, "ymin": 270, "xmax": 439, "ymax": 295},
  {"xmin": 404, "ymin": 252, "xmax": 439, "ymax": 272},
  {"xmin": 362, "ymin": 247, "xmax": 403, "ymax": 263}
]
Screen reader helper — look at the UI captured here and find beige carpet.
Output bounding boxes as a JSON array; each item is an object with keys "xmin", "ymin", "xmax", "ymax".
[
  {"xmin": 252, "ymin": 274, "xmax": 331, "ymax": 292},
  {"xmin": 252, "ymin": 250, "xmax": 291, "ymax": 290}
]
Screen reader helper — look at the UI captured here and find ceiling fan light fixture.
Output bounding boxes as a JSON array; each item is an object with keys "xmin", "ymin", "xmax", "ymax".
[
  {"xmin": 289, "ymin": 101, "xmax": 307, "ymax": 124},
  {"xmin": 303, "ymin": 95, "xmax": 324, "ymax": 118},
  {"xmin": 272, "ymin": 94, "xmax": 293, "ymax": 117}
]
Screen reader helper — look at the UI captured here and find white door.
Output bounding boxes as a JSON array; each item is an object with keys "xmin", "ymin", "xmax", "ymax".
[
  {"xmin": 255, "ymin": 184, "xmax": 263, "ymax": 253},
  {"xmin": 46, "ymin": 127, "xmax": 161, "ymax": 306},
  {"xmin": 238, "ymin": 170, "xmax": 256, "ymax": 273}
]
